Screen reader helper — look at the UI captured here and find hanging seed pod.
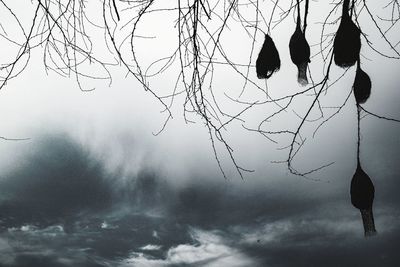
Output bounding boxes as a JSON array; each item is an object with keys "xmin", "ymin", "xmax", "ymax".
[
  {"xmin": 289, "ymin": 18, "xmax": 310, "ymax": 85},
  {"xmin": 333, "ymin": 0, "xmax": 361, "ymax": 68},
  {"xmin": 256, "ymin": 34, "xmax": 281, "ymax": 79},
  {"xmin": 353, "ymin": 63, "xmax": 371, "ymax": 104},
  {"xmin": 350, "ymin": 163, "xmax": 377, "ymax": 236}
]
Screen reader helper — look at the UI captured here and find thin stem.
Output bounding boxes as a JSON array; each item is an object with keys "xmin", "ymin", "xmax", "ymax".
[
  {"xmin": 296, "ymin": 0, "xmax": 301, "ymax": 26},
  {"xmin": 303, "ymin": 0, "xmax": 309, "ymax": 33},
  {"xmin": 112, "ymin": 0, "xmax": 120, "ymax": 21},
  {"xmin": 343, "ymin": 0, "xmax": 350, "ymax": 16},
  {"xmin": 356, "ymin": 104, "xmax": 361, "ymax": 165}
]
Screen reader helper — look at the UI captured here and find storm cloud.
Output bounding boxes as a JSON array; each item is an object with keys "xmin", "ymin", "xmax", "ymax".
[{"xmin": 0, "ymin": 133, "xmax": 399, "ymax": 266}]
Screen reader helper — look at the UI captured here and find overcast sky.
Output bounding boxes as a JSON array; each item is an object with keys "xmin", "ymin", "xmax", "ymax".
[{"xmin": 0, "ymin": 1, "xmax": 400, "ymax": 266}]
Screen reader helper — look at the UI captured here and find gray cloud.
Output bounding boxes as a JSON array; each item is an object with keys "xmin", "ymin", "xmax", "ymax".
[
  {"xmin": 0, "ymin": 133, "xmax": 399, "ymax": 266},
  {"xmin": 0, "ymin": 134, "xmax": 115, "ymax": 228}
]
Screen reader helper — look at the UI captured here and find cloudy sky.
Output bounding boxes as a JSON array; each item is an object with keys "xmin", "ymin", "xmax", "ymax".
[{"xmin": 0, "ymin": 1, "xmax": 400, "ymax": 266}]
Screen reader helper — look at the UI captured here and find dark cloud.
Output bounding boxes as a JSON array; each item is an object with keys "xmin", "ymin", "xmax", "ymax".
[
  {"xmin": 170, "ymin": 180, "xmax": 319, "ymax": 228},
  {"xmin": 0, "ymin": 133, "xmax": 399, "ymax": 266},
  {"xmin": 236, "ymin": 224, "xmax": 400, "ymax": 267},
  {"xmin": 8, "ymin": 254, "xmax": 105, "ymax": 267},
  {"xmin": 0, "ymin": 134, "xmax": 115, "ymax": 228}
]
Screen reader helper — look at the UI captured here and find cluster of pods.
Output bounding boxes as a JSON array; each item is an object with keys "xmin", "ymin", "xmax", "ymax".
[
  {"xmin": 335, "ymin": 0, "xmax": 376, "ymax": 237},
  {"xmin": 256, "ymin": 0, "xmax": 376, "ymax": 236},
  {"xmin": 256, "ymin": 0, "xmax": 310, "ymax": 85}
]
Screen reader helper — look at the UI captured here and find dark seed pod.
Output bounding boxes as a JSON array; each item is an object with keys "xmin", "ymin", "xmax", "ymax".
[
  {"xmin": 351, "ymin": 163, "xmax": 374, "ymax": 210},
  {"xmin": 289, "ymin": 19, "xmax": 311, "ymax": 85},
  {"xmin": 353, "ymin": 64, "xmax": 371, "ymax": 104},
  {"xmin": 333, "ymin": 0, "xmax": 361, "ymax": 68},
  {"xmin": 350, "ymin": 163, "xmax": 377, "ymax": 236},
  {"xmin": 256, "ymin": 34, "xmax": 281, "ymax": 79}
]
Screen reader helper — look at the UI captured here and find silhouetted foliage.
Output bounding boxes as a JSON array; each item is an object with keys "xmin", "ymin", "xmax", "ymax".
[
  {"xmin": 256, "ymin": 34, "xmax": 281, "ymax": 79},
  {"xmin": 0, "ymin": 1, "xmax": 398, "ymax": 180}
]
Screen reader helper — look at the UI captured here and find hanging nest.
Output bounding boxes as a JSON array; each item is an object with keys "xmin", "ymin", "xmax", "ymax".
[
  {"xmin": 256, "ymin": 34, "xmax": 281, "ymax": 79},
  {"xmin": 353, "ymin": 64, "xmax": 371, "ymax": 104},
  {"xmin": 333, "ymin": 1, "xmax": 361, "ymax": 68},
  {"xmin": 289, "ymin": 21, "xmax": 310, "ymax": 85},
  {"xmin": 350, "ymin": 163, "xmax": 377, "ymax": 236},
  {"xmin": 351, "ymin": 163, "xmax": 374, "ymax": 210}
]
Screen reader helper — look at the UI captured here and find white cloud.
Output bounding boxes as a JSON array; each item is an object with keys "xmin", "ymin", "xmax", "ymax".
[
  {"xmin": 20, "ymin": 225, "xmax": 37, "ymax": 232},
  {"xmin": 121, "ymin": 229, "xmax": 256, "ymax": 267},
  {"xmin": 140, "ymin": 245, "xmax": 162, "ymax": 251},
  {"xmin": 8, "ymin": 224, "xmax": 65, "ymax": 238},
  {"xmin": 101, "ymin": 221, "xmax": 118, "ymax": 230}
]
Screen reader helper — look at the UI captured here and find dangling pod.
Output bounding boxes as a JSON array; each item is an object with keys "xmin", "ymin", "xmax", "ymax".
[
  {"xmin": 289, "ymin": 0, "xmax": 311, "ymax": 85},
  {"xmin": 256, "ymin": 34, "xmax": 281, "ymax": 79},
  {"xmin": 353, "ymin": 62, "xmax": 371, "ymax": 104},
  {"xmin": 333, "ymin": 0, "xmax": 361, "ymax": 68}
]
